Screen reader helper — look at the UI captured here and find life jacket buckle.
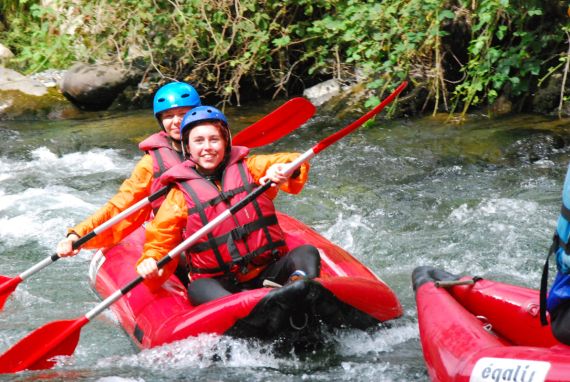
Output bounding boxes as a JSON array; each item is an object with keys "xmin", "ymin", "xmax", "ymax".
[{"xmin": 231, "ymin": 226, "xmax": 250, "ymax": 241}]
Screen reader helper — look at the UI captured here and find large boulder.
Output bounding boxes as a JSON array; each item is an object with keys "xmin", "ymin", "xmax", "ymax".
[
  {"xmin": 531, "ymin": 72, "xmax": 570, "ymax": 116},
  {"xmin": 60, "ymin": 62, "xmax": 141, "ymax": 111}
]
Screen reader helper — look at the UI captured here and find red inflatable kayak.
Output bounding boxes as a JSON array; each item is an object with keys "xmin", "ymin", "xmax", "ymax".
[
  {"xmin": 88, "ymin": 212, "xmax": 402, "ymax": 349},
  {"xmin": 412, "ymin": 266, "xmax": 570, "ymax": 382}
]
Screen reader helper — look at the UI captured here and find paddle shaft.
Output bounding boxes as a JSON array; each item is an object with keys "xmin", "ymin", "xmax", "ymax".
[{"xmin": 21, "ymin": 185, "xmax": 170, "ymax": 282}]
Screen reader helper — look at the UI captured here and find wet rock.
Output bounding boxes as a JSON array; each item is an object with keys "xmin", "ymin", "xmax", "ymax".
[
  {"xmin": 0, "ymin": 67, "xmax": 76, "ymax": 120},
  {"xmin": 503, "ymin": 128, "xmax": 568, "ymax": 163},
  {"xmin": 60, "ymin": 62, "xmax": 141, "ymax": 111},
  {"xmin": 0, "ymin": 44, "xmax": 14, "ymax": 61},
  {"xmin": 531, "ymin": 72, "xmax": 569, "ymax": 116},
  {"xmin": 0, "ymin": 87, "xmax": 77, "ymax": 120},
  {"xmin": 489, "ymin": 94, "xmax": 513, "ymax": 116},
  {"xmin": 29, "ymin": 69, "xmax": 67, "ymax": 88},
  {"xmin": 0, "ymin": 67, "xmax": 47, "ymax": 96},
  {"xmin": 303, "ymin": 79, "xmax": 341, "ymax": 106}
]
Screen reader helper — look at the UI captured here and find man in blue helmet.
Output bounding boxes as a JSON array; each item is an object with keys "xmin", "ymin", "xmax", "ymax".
[{"xmin": 56, "ymin": 82, "xmax": 201, "ymax": 261}]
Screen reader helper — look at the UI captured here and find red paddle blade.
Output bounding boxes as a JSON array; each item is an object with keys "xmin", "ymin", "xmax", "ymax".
[
  {"xmin": 232, "ymin": 97, "xmax": 315, "ymax": 148},
  {"xmin": 0, "ymin": 275, "xmax": 22, "ymax": 310},
  {"xmin": 0, "ymin": 317, "xmax": 88, "ymax": 373}
]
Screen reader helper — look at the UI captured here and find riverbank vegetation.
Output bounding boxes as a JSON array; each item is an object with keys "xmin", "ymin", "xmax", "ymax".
[{"xmin": 1, "ymin": 0, "xmax": 569, "ymax": 117}]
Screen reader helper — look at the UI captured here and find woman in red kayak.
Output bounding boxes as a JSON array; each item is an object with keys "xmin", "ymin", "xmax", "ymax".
[
  {"xmin": 56, "ymin": 82, "xmax": 201, "ymax": 262},
  {"xmin": 136, "ymin": 105, "xmax": 320, "ymax": 305}
]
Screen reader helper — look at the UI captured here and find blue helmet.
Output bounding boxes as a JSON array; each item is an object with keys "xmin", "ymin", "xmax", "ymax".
[
  {"xmin": 181, "ymin": 106, "xmax": 228, "ymax": 136},
  {"xmin": 180, "ymin": 106, "xmax": 231, "ymax": 151},
  {"xmin": 153, "ymin": 82, "xmax": 201, "ymax": 117}
]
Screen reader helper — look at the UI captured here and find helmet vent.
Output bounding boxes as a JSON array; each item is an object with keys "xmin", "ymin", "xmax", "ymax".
[
  {"xmin": 181, "ymin": 93, "xmax": 189, "ymax": 98},
  {"xmin": 157, "ymin": 98, "xmax": 166, "ymax": 103}
]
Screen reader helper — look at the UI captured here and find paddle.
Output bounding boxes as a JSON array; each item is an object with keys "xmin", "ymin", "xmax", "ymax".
[
  {"xmin": 232, "ymin": 97, "xmax": 315, "ymax": 148},
  {"xmin": 0, "ymin": 97, "xmax": 315, "ymax": 311},
  {"xmin": 0, "ymin": 81, "xmax": 407, "ymax": 373}
]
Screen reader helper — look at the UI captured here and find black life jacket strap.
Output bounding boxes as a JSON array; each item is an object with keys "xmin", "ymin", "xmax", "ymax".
[
  {"xmin": 180, "ymin": 180, "xmax": 230, "ymax": 273},
  {"xmin": 236, "ymin": 162, "xmax": 277, "ymax": 249},
  {"xmin": 539, "ymin": 234, "xmax": 559, "ymax": 326},
  {"xmin": 150, "ymin": 146, "xmax": 183, "ymax": 179},
  {"xmin": 186, "ymin": 186, "xmax": 248, "ymax": 215},
  {"xmin": 562, "ymin": 204, "xmax": 570, "ymax": 222},
  {"xmin": 149, "ymin": 147, "xmax": 183, "ymax": 214}
]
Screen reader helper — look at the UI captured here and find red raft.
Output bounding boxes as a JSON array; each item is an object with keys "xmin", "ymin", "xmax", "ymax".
[
  {"xmin": 88, "ymin": 212, "xmax": 402, "ymax": 349},
  {"xmin": 412, "ymin": 266, "xmax": 570, "ymax": 382}
]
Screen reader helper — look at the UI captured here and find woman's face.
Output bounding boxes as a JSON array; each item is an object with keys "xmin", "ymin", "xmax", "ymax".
[
  {"xmin": 187, "ymin": 123, "xmax": 227, "ymax": 174},
  {"xmin": 160, "ymin": 106, "xmax": 192, "ymax": 141}
]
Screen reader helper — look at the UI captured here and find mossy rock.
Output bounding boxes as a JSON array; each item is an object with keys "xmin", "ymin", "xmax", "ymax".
[{"xmin": 0, "ymin": 87, "xmax": 80, "ymax": 120}]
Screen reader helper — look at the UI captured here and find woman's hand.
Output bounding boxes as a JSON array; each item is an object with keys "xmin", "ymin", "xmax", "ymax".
[
  {"xmin": 136, "ymin": 258, "xmax": 163, "ymax": 279},
  {"xmin": 260, "ymin": 163, "xmax": 290, "ymax": 186},
  {"xmin": 56, "ymin": 233, "xmax": 81, "ymax": 257}
]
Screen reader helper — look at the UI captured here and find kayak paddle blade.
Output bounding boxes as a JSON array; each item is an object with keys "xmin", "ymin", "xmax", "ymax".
[
  {"xmin": 0, "ymin": 275, "xmax": 21, "ymax": 311},
  {"xmin": 232, "ymin": 97, "xmax": 315, "ymax": 148},
  {"xmin": 0, "ymin": 317, "xmax": 87, "ymax": 373}
]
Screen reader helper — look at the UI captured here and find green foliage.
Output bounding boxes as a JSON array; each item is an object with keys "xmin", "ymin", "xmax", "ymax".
[
  {"xmin": 1, "ymin": 0, "xmax": 568, "ymax": 113},
  {"xmin": 451, "ymin": 0, "xmax": 559, "ymax": 116}
]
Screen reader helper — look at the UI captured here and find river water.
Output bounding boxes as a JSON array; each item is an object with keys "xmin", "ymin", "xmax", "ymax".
[{"xmin": 0, "ymin": 103, "xmax": 569, "ymax": 381}]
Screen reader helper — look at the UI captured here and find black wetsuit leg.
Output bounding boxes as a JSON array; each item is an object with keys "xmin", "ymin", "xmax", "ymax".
[
  {"xmin": 187, "ymin": 277, "xmax": 236, "ymax": 306},
  {"xmin": 187, "ymin": 245, "xmax": 321, "ymax": 305},
  {"xmin": 253, "ymin": 244, "xmax": 321, "ymax": 287},
  {"xmin": 550, "ymin": 300, "xmax": 570, "ymax": 344}
]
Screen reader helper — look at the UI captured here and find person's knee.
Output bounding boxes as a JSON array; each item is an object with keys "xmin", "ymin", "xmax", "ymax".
[
  {"xmin": 187, "ymin": 278, "xmax": 229, "ymax": 306},
  {"xmin": 295, "ymin": 244, "xmax": 320, "ymax": 277},
  {"xmin": 550, "ymin": 302, "xmax": 570, "ymax": 345}
]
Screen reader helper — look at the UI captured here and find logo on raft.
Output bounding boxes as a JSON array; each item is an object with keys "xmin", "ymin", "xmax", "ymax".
[{"xmin": 470, "ymin": 357, "xmax": 551, "ymax": 382}]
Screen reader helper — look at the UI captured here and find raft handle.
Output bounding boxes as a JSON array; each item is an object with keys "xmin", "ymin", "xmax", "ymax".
[
  {"xmin": 289, "ymin": 313, "xmax": 309, "ymax": 331},
  {"xmin": 435, "ymin": 276, "xmax": 482, "ymax": 288},
  {"xmin": 476, "ymin": 315, "xmax": 496, "ymax": 336},
  {"xmin": 262, "ymin": 279, "xmax": 283, "ymax": 288}
]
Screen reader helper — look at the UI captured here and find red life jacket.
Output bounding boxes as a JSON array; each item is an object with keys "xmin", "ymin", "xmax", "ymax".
[
  {"xmin": 139, "ymin": 132, "xmax": 184, "ymax": 212},
  {"xmin": 160, "ymin": 146, "xmax": 288, "ymax": 279}
]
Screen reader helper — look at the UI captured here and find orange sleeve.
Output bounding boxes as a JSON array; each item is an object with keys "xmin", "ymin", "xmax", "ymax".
[
  {"xmin": 69, "ymin": 155, "xmax": 154, "ymax": 249},
  {"xmin": 137, "ymin": 188, "xmax": 187, "ymax": 291},
  {"xmin": 246, "ymin": 152, "xmax": 310, "ymax": 197}
]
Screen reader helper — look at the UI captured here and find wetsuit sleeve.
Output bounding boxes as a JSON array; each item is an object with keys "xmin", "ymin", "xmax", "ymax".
[
  {"xmin": 246, "ymin": 153, "xmax": 310, "ymax": 195},
  {"xmin": 68, "ymin": 155, "xmax": 154, "ymax": 249},
  {"xmin": 137, "ymin": 188, "xmax": 187, "ymax": 291}
]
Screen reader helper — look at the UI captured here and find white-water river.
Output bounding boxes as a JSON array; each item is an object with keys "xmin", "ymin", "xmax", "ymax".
[{"xmin": 0, "ymin": 106, "xmax": 569, "ymax": 381}]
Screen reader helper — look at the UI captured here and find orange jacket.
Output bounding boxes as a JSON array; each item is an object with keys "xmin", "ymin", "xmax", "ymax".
[
  {"xmin": 137, "ymin": 153, "xmax": 310, "ymax": 290},
  {"xmin": 68, "ymin": 154, "xmax": 154, "ymax": 249}
]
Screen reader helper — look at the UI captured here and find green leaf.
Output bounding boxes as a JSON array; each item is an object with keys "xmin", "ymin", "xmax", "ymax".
[
  {"xmin": 438, "ymin": 10, "xmax": 455, "ymax": 22},
  {"xmin": 272, "ymin": 35, "xmax": 291, "ymax": 48}
]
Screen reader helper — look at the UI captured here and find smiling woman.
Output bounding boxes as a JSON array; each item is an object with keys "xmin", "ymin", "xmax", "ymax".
[{"xmin": 135, "ymin": 104, "xmax": 319, "ymax": 303}]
